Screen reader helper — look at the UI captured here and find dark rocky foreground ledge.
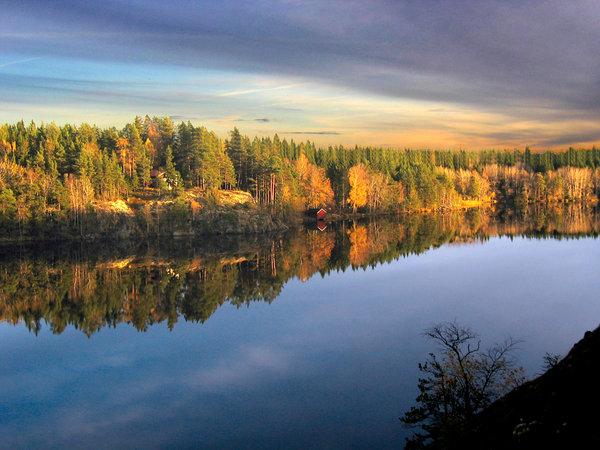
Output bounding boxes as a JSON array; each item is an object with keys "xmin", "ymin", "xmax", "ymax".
[{"xmin": 463, "ymin": 326, "xmax": 600, "ymax": 449}]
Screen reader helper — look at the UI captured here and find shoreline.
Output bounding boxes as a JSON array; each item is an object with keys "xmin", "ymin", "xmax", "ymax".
[{"xmin": 0, "ymin": 200, "xmax": 596, "ymax": 245}]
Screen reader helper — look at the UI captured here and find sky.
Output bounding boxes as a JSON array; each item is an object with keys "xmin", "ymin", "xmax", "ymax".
[{"xmin": 1, "ymin": 0, "xmax": 600, "ymax": 149}]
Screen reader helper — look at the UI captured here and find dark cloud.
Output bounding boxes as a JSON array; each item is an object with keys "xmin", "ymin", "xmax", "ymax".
[
  {"xmin": 235, "ymin": 118, "xmax": 271, "ymax": 123},
  {"xmin": 458, "ymin": 126, "xmax": 600, "ymax": 148},
  {"xmin": 538, "ymin": 130, "xmax": 600, "ymax": 147},
  {"xmin": 169, "ymin": 115, "xmax": 204, "ymax": 122},
  {"xmin": 2, "ymin": 0, "xmax": 600, "ymax": 123}
]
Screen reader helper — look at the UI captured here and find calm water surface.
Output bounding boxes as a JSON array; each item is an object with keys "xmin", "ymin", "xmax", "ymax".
[{"xmin": 1, "ymin": 209, "xmax": 600, "ymax": 449}]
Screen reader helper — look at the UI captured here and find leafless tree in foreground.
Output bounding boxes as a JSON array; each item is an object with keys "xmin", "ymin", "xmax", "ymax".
[{"xmin": 401, "ymin": 321, "xmax": 525, "ymax": 449}]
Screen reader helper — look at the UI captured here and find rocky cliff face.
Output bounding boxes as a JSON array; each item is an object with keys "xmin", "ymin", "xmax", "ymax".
[{"xmin": 464, "ymin": 326, "xmax": 600, "ymax": 449}]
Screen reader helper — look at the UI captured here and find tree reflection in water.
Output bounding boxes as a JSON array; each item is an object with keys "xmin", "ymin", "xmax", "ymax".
[{"xmin": 1, "ymin": 206, "xmax": 598, "ymax": 335}]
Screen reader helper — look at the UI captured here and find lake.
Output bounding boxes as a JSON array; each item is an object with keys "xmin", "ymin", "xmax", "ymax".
[{"xmin": 1, "ymin": 207, "xmax": 600, "ymax": 449}]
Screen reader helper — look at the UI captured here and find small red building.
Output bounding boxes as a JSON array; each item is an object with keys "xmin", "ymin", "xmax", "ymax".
[{"xmin": 305, "ymin": 208, "xmax": 327, "ymax": 221}]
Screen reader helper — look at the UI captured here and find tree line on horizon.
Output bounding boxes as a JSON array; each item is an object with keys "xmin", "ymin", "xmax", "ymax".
[{"xmin": 1, "ymin": 116, "xmax": 600, "ymax": 229}]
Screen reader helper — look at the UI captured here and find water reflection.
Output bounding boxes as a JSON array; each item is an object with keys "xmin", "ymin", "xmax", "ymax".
[{"xmin": 1, "ymin": 206, "xmax": 599, "ymax": 336}]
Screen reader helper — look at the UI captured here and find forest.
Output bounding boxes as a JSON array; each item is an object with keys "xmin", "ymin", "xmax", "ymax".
[{"xmin": 1, "ymin": 116, "xmax": 600, "ymax": 240}]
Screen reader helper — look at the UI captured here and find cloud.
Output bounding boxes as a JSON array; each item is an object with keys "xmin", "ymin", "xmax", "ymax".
[
  {"xmin": 169, "ymin": 115, "xmax": 197, "ymax": 121},
  {"xmin": 2, "ymin": 1, "xmax": 600, "ymax": 147},
  {"xmin": 281, "ymin": 131, "xmax": 340, "ymax": 135},
  {"xmin": 0, "ymin": 57, "xmax": 41, "ymax": 68},
  {"xmin": 538, "ymin": 130, "xmax": 600, "ymax": 147},
  {"xmin": 235, "ymin": 117, "xmax": 271, "ymax": 123},
  {"xmin": 217, "ymin": 83, "xmax": 303, "ymax": 97},
  {"xmin": 3, "ymin": 1, "xmax": 600, "ymax": 115},
  {"xmin": 186, "ymin": 344, "xmax": 290, "ymax": 391}
]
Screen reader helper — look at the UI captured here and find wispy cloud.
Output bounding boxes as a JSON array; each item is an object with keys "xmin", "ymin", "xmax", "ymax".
[
  {"xmin": 0, "ymin": 57, "xmax": 41, "ymax": 69},
  {"xmin": 217, "ymin": 83, "xmax": 303, "ymax": 97},
  {"xmin": 235, "ymin": 117, "xmax": 271, "ymax": 123},
  {"xmin": 186, "ymin": 344, "xmax": 290, "ymax": 391},
  {"xmin": 281, "ymin": 131, "xmax": 340, "ymax": 135}
]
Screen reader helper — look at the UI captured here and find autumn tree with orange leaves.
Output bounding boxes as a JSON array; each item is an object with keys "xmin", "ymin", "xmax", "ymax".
[
  {"xmin": 295, "ymin": 153, "xmax": 334, "ymax": 208},
  {"xmin": 348, "ymin": 163, "xmax": 402, "ymax": 212},
  {"xmin": 348, "ymin": 163, "xmax": 369, "ymax": 211}
]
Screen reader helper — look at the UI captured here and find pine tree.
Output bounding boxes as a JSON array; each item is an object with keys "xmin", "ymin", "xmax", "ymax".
[
  {"xmin": 226, "ymin": 127, "xmax": 244, "ymax": 186},
  {"xmin": 164, "ymin": 145, "xmax": 183, "ymax": 194},
  {"xmin": 136, "ymin": 151, "xmax": 152, "ymax": 188}
]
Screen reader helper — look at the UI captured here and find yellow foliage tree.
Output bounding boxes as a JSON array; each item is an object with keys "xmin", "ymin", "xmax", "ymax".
[
  {"xmin": 295, "ymin": 153, "xmax": 334, "ymax": 208},
  {"xmin": 115, "ymin": 137, "xmax": 130, "ymax": 175},
  {"xmin": 144, "ymin": 138, "xmax": 156, "ymax": 166},
  {"xmin": 348, "ymin": 164, "xmax": 369, "ymax": 211}
]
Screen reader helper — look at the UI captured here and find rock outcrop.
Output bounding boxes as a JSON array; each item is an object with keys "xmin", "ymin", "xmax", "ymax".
[{"xmin": 464, "ymin": 326, "xmax": 600, "ymax": 449}]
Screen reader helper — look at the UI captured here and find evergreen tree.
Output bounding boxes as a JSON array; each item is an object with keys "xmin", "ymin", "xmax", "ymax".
[
  {"xmin": 226, "ymin": 127, "xmax": 244, "ymax": 186},
  {"xmin": 164, "ymin": 145, "xmax": 183, "ymax": 194},
  {"xmin": 136, "ymin": 151, "xmax": 152, "ymax": 187}
]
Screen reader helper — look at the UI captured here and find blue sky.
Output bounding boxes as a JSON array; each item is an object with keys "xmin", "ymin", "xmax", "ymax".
[{"xmin": 2, "ymin": 0, "xmax": 600, "ymax": 148}]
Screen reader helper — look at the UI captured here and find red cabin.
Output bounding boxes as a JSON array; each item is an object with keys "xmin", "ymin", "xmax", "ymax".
[{"xmin": 305, "ymin": 208, "xmax": 327, "ymax": 221}]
